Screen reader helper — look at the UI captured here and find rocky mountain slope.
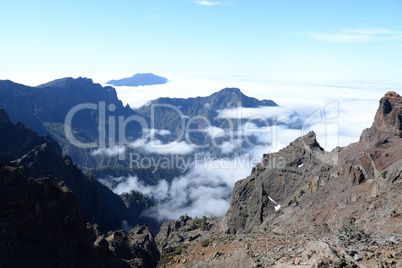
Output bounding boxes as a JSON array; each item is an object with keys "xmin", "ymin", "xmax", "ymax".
[
  {"xmin": 0, "ymin": 77, "xmax": 135, "ymax": 137},
  {"xmin": 0, "ymin": 78, "xmax": 139, "ymax": 168},
  {"xmin": 223, "ymin": 91, "xmax": 401, "ymax": 237},
  {"xmin": 154, "ymin": 92, "xmax": 402, "ymax": 267},
  {"xmin": 0, "ymin": 163, "xmax": 160, "ymax": 267},
  {"xmin": 0, "ymin": 108, "xmax": 158, "ymax": 233}
]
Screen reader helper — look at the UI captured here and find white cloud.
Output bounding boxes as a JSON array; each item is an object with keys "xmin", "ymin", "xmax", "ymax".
[
  {"xmin": 91, "ymin": 146, "xmax": 125, "ymax": 157},
  {"xmin": 101, "ymin": 156, "xmax": 253, "ymax": 222},
  {"xmin": 219, "ymin": 139, "xmax": 241, "ymax": 154},
  {"xmin": 217, "ymin": 106, "xmax": 296, "ymax": 120},
  {"xmin": 101, "ymin": 175, "xmax": 170, "ymax": 199},
  {"xmin": 141, "ymin": 139, "xmax": 195, "ymax": 155},
  {"xmin": 194, "ymin": 1, "xmax": 222, "ymax": 6},
  {"xmin": 203, "ymin": 125, "xmax": 226, "ymax": 138},
  {"xmin": 143, "ymin": 157, "xmax": 253, "ymax": 221},
  {"xmin": 295, "ymin": 28, "xmax": 402, "ymax": 43},
  {"xmin": 142, "ymin": 128, "xmax": 172, "ymax": 136}
]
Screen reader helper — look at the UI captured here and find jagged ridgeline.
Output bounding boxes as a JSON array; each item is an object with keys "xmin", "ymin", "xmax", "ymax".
[{"xmin": 0, "ymin": 78, "xmax": 279, "ymax": 179}]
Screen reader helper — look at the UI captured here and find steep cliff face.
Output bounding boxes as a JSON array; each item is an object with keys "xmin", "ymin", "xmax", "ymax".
[
  {"xmin": 0, "ymin": 108, "xmax": 158, "ymax": 233},
  {"xmin": 223, "ymin": 92, "xmax": 402, "ymax": 237},
  {"xmin": 0, "ymin": 108, "xmax": 161, "ymax": 267},
  {"xmin": 0, "ymin": 164, "xmax": 161, "ymax": 267},
  {"xmin": 0, "ymin": 164, "xmax": 92, "ymax": 267}
]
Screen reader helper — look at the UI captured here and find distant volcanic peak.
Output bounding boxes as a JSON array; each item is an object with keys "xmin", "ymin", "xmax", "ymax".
[
  {"xmin": 106, "ymin": 73, "xmax": 168, "ymax": 87},
  {"xmin": 135, "ymin": 73, "xmax": 161, "ymax": 77}
]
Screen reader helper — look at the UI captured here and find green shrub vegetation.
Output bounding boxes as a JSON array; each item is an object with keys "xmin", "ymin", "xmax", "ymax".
[
  {"xmin": 93, "ymin": 224, "xmax": 101, "ymax": 237},
  {"xmin": 192, "ymin": 216, "xmax": 208, "ymax": 230},
  {"xmin": 200, "ymin": 238, "xmax": 210, "ymax": 247},
  {"xmin": 174, "ymin": 243, "xmax": 188, "ymax": 255},
  {"xmin": 298, "ymin": 189, "xmax": 305, "ymax": 198}
]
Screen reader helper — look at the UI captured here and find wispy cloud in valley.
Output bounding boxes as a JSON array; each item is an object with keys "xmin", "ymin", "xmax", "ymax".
[
  {"xmin": 139, "ymin": 140, "xmax": 195, "ymax": 155},
  {"xmin": 102, "ymin": 157, "xmax": 252, "ymax": 222},
  {"xmin": 91, "ymin": 146, "xmax": 125, "ymax": 157}
]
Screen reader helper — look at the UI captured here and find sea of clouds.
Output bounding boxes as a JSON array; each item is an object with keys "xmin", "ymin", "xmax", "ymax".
[
  {"xmin": 4, "ymin": 72, "xmax": 390, "ymax": 222},
  {"xmin": 0, "ymin": 73, "xmax": 401, "ymax": 221},
  {"xmin": 92, "ymin": 74, "xmax": 392, "ymax": 222}
]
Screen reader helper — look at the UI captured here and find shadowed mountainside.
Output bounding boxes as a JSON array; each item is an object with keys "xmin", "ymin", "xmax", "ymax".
[
  {"xmin": 0, "ymin": 163, "xmax": 160, "ymax": 267},
  {"xmin": 0, "ymin": 108, "xmax": 158, "ymax": 234}
]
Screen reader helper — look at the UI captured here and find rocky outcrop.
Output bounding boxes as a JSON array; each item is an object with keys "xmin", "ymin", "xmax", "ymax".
[
  {"xmin": 371, "ymin": 91, "xmax": 402, "ymax": 139},
  {"xmin": 223, "ymin": 92, "xmax": 402, "ymax": 238},
  {"xmin": 155, "ymin": 215, "xmax": 222, "ymax": 254},
  {"xmin": 360, "ymin": 91, "xmax": 402, "ymax": 170},
  {"xmin": 106, "ymin": 226, "xmax": 160, "ymax": 268}
]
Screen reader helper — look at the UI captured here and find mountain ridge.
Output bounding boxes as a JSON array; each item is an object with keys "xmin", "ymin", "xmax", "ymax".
[{"xmin": 0, "ymin": 78, "xmax": 279, "ymax": 169}]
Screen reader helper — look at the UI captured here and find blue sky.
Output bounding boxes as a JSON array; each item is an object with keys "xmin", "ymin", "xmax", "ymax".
[{"xmin": 1, "ymin": 0, "xmax": 402, "ymax": 83}]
